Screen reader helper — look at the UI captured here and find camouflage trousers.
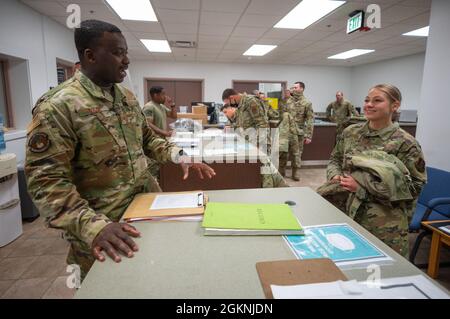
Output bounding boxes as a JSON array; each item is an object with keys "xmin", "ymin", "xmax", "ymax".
[
  {"xmin": 353, "ymin": 202, "xmax": 410, "ymax": 258},
  {"xmin": 66, "ymin": 241, "xmax": 95, "ymax": 283},
  {"xmin": 261, "ymin": 161, "xmax": 289, "ymax": 188},
  {"xmin": 288, "ymin": 135, "xmax": 304, "ymax": 169}
]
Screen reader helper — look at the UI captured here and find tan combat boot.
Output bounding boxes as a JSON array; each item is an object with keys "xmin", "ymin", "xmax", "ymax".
[{"xmin": 292, "ymin": 168, "xmax": 300, "ymax": 181}]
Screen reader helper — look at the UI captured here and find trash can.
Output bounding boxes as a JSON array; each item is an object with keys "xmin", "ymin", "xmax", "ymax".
[{"xmin": 0, "ymin": 153, "xmax": 23, "ymax": 247}]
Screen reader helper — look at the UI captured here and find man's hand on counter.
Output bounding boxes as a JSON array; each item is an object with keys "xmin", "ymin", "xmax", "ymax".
[{"xmin": 304, "ymin": 138, "xmax": 312, "ymax": 144}]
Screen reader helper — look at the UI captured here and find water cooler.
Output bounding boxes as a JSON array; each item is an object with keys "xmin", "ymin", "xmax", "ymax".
[{"xmin": 0, "ymin": 153, "xmax": 23, "ymax": 247}]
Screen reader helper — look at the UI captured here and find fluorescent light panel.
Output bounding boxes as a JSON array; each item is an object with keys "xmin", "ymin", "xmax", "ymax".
[
  {"xmin": 328, "ymin": 49, "xmax": 375, "ymax": 59},
  {"xmin": 106, "ymin": 0, "xmax": 157, "ymax": 22},
  {"xmin": 243, "ymin": 45, "xmax": 277, "ymax": 56},
  {"xmin": 403, "ymin": 26, "xmax": 429, "ymax": 37},
  {"xmin": 141, "ymin": 39, "xmax": 171, "ymax": 53},
  {"xmin": 274, "ymin": 0, "xmax": 346, "ymax": 29}
]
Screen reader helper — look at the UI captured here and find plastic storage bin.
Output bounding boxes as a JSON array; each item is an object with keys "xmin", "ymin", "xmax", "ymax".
[{"xmin": 0, "ymin": 153, "xmax": 23, "ymax": 247}]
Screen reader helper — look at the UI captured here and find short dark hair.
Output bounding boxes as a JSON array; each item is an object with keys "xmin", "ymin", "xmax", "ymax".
[
  {"xmin": 222, "ymin": 88, "xmax": 237, "ymax": 100},
  {"xmin": 75, "ymin": 61, "xmax": 81, "ymax": 65},
  {"xmin": 74, "ymin": 20, "xmax": 122, "ymax": 60},
  {"xmin": 149, "ymin": 86, "xmax": 164, "ymax": 96},
  {"xmin": 295, "ymin": 81, "xmax": 305, "ymax": 89}
]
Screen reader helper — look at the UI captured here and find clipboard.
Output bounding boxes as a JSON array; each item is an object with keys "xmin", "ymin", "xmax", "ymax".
[
  {"xmin": 122, "ymin": 191, "xmax": 207, "ymax": 222},
  {"xmin": 256, "ymin": 259, "xmax": 348, "ymax": 299}
]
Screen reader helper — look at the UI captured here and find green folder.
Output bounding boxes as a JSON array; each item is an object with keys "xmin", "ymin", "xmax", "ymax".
[{"xmin": 202, "ymin": 202, "xmax": 304, "ymax": 235}]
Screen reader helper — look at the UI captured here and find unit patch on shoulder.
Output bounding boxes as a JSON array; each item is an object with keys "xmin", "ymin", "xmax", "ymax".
[{"xmin": 28, "ymin": 132, "xmax": 51, "ymax": 153}]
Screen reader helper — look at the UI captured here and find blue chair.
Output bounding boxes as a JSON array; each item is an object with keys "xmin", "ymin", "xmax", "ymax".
[{"xmin": 409, "ymin": 167, "xmax": 450, "ymax": 264}]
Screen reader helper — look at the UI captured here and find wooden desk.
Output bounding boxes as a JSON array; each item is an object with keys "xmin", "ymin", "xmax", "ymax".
[{"xmin": 422, "ymin": 220, "xmax": 450, "ymax": 278}]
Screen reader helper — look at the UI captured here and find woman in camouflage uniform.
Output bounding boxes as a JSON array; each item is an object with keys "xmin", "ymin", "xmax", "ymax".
[{"xmin": 323, "ymin": 84, "xmax": 427, "ymax": 258}]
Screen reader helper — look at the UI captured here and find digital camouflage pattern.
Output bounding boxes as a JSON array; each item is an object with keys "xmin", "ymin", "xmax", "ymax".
[
  {"xmin": 25, "ymin": 71, "xmax": 181, "ymax": 279},
  {"xmin": 234, "ymin": 94, "xmax": 269, "ymax": 130},
  {"xmin": 231, "ymin": 94, "xmax": 286, "ymax": 188},
  {"xmin": 326, "ymin": 100, "xmax": 359, "ymax": 139},
  {"xmin": 323, "ymin": 121, "xmax": 427, "ymax": 257},
  {"xmin": 286, "ymin": 91, "xmax": 314, "ymax": 139},
  {"xmin": 142, "ymin": 100, "xmax": 172, "ymax": 180},
  {"xmin": 142, "ymin": 100, "xmax": 171, "ymax": 131},
  {"xmin": 285, "ymin": 91, "xmax": 314, "ymax": 178}
]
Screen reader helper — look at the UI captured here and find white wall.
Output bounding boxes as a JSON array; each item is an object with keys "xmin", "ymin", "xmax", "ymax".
[
  {"xmin": 0, "ymin": 0, "xmax": 77, "ymax": 160},
  {"xmin": 350, "ymin": 53, "xmax": 426, "ymax": 111},
  {"xmin": 416, "ymin": 0, "xmax": 450, "ymax": 172},
  {"xmin": 128, "ymin": 60, "xmax": 352, "ymax": 112}
]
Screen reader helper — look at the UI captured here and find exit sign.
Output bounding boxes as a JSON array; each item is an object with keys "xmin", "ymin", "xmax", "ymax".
[{"xmin": 347, "ymin": 11, "xmax": 364, "ymax": 34}]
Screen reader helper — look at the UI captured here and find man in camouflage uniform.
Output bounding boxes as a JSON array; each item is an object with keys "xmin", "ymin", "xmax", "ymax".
[
  {"xmin": 278, "ymin": 111, "xmax": 300, "ymax": 177},
  {"xmin": 285, "ymin": 82, "xmax": 314, "ymax": 181},
  {"xmin": 326, "ymin": 91, "xmax": 359, "ymax": 141},
  {"xmin": 322, "ymin": 121, "xmax": 426, "ymax": 258},
  {"xmin": 142, "ymin": 86, "xmax": 177, "ymax": 138},
  {"xmin": 25, "ymin": 20, "xmax": 215, "ymax": 281},
  {"xmin": 222, "ymin": 88, "xmax": 287, "ymax": 188}
]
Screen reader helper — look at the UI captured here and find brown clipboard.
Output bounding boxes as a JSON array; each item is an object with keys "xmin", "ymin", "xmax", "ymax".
[
  {"xmin": 256, "ymin": 258, "xmax": 348, "ymax": 299},
  {"xmin": 122, "ymin": 191, "xmax": 207, "ymax": 222}
]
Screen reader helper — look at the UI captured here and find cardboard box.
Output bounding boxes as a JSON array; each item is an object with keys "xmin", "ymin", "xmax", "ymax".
[
  {"xmin": 176, "ymin": 112, "xmax": 208, "ymax": 124},
  {"xmin": 192, "ymin": 105, "xmax": 207, "ymax": 115}
]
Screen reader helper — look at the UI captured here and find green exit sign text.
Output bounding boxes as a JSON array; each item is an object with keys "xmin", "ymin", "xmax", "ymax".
[{"xmin": 347, "ymin": 11, "xmax": 364, "ymax": 34}]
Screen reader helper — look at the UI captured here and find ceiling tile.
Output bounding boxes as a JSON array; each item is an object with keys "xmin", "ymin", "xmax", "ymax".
[
  {"xmin": 151, "ymin": 0, "xmax": 200, "ymax": 10},
  {"xmin": 163, "ymin": 23, "xmax": 198, "ymax": 34},
  {"xmin": 165, "ymin": 33, "xmax": 197, "ymax": 42},
  {"xmin": 231, "ymin": 26, "xmax": 267, "ymax": 38},
  {"xmin": 246, "ymin": 0, "xmax": 298, "ymax": 16},
  {"xmin": 198, "ymin": 24, "xmax": 234, "ymax": 36},
  {"xmin": 202, "ymin": 0, "xmax": 251, "ymax": 13},
  {"xmin": 381, "ymin": 5, "xmax": 429, "ymax": 23},
  {"xmin": 238, "ymin": 13, "xmax": 280, "ymax": 28},
  {"xmin": 156, "ymin": 9, "xmax": 199, "ymax": 24},
  {"xmin": 200, "ymin": 11, "xmax": 241, "ymax": 26},
  {"xmin": 123, "ymin": 21, "xmax": 163, "ymax": 33}
]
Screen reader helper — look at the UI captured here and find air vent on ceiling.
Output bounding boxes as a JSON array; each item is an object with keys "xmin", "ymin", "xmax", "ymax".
[{"xmin": 169, "ymin": 41, "xmax": 197, "ymax": 49}]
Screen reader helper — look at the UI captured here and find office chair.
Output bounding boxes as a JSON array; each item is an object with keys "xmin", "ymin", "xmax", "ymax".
[{"xmin": 409, "ymin": 167, "xmax": 450, "ymax": 265}]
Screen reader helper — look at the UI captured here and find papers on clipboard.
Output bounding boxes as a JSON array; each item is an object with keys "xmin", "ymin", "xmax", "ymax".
[
  {"xmin": 270, "ymin": 275, "xmax": 450, "ymax": 299},
  {"xmin": 150, "ymin": 192, "xmax": 204, "ymax": 210}
]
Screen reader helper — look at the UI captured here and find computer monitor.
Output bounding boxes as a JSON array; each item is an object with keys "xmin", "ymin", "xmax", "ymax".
[
  {"xmin": 399, "ymin": 110, "xmax": 417, "ymax": 123},
  {"xmin": 191, "ymin": 102, "xmax": 218, "ymax": 124}
]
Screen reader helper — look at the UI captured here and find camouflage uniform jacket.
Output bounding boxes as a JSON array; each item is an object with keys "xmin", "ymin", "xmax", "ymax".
[
  {"xmin": 279, "ymin": 112, "xmax": 298, "ymax": 153},
  {"xmin": 25, "ymin": 70, "xmax": 182, "ymax": 248},
  {"xmin": 142, "ymin": 100, "xmax": 171, "ymax": 131},
  {"xmin": 286, "ymin": 91, "xmax": 314, "ymax": 139},
  {"xmin": 326, "ymin": 100, "xmax": 358, "ymax": 124},
  {"xmin": 235, "ymin": 94, "xmax": 269, "ymax": 130},
  {"xmin": 345, "ymin": 150, "xmax": 414, "ymax": 218}
]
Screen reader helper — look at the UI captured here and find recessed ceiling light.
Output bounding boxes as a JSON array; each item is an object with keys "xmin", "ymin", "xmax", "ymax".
[
  {"xmin": 106, "ymin": 0, "xmax": 157, "ymax": 22},
  {"xmin": 243, "ymin": 45, "xmax": 277, "ymax": 56},
  {"xmin": 141, "ymin": 39, "xmax": 172, "ymax": 53},
  {"xmin": 403, "ymin": 26, "xmax": 429, "ymax": 37},
  {"xmin": 328, "ymin": 49, "xmax": 375, "ymax": 59},
  {"xmin": 274, "ymin": 0, "xmax": 346, "ymax": 29}
]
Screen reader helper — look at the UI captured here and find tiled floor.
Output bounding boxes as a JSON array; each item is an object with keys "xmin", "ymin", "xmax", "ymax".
[{"xmin": 0, "ymin": 167, "xmax": 449, "ymax": 298}]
